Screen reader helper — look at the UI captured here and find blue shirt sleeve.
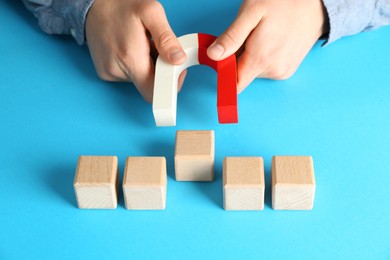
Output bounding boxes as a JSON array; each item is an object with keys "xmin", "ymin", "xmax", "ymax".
[
  {"xmin": 21, "ymin": 0, "xmax": 95, "ymax": 45},
  {"xmin": 322, "ymin": 0, "xmax": 390, "ymax": 45},
  {"xmin": 22, "ymin": 0, "xmax": 390, "ymax": 46}
]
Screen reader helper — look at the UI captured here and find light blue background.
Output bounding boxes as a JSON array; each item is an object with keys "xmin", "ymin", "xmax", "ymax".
[{"xmin": 1, "ymin": 1, "xmax": 389, "ymax": 259}]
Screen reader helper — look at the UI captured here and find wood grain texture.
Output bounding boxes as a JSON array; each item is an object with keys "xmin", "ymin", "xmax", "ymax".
[
  {"xmin": 174, "ymin": 130, "xmax": 214, "ymax": 181},
  {"xmin": 272, "ymin": 156, "xmax": 316, "ymax": 210},
  {"xmin": 73, "ymin": 156, "xmax": 118, "ymax": 209},
  {"xmin": 223, "ymin": 157, "xmax": 265, "ymax": 210},
  {"xmin": 123, "ymin": 157, "xmax": 167, "ymax": 210}
]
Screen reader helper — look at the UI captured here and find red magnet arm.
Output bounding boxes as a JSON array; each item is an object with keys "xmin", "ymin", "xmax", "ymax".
[{"xmin": 198, "ymin": 33, "xmax": 238, "ymax": 124}]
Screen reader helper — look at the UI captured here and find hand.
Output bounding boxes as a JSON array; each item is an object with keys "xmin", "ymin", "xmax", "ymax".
[
  {"xmin": 85, "ymin": 0, "xmax": 187, "ymax": 102},
  {"xmin": 207, "ymin": 0, "xmax": 329, "ymax": 93}
]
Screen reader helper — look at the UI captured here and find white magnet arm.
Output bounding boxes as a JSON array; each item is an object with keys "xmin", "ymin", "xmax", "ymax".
[{"xmin": 153, "ymin": 33, "xmax": 200, "ymax": 126}]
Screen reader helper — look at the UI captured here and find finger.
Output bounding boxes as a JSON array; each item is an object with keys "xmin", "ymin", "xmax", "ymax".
[
  {"xmin": 149, "ymin": 38, "xmax": 159, "ymax": 63},
  {"xmin": 129, "ymin": 52, "xmax": 155, "ymax": 103},
  {"xmin": 141, "ymin": 2, "xmax": 186, "ymax": 65},
  {"xmin": 86, "ymin": 29, "xmax": 130, "ymax": 82},
  {"xmin": 236, "ymin": 51, "xmax": 265, "ymax": 93},
  {"xmin": 236, "ymin": 23, "xmax": 270, "ymax": 93},
  {"xmin": 207, "ymin": 2, "xmax": 263, "ymax": 61},
  {"xmin": 117, "ymin": 54, "xmax": 155, "ymax": 102},
  {"xmin": 115, "ymin": 21, "xmax": 155, "ymax": 102},
  {"xmin": 177, "ymin": 70, "xmax": 187, "ymax": 93},
  {"xmin": 133, "ymin": 57, "xmax": 155, "ymax": 103}
]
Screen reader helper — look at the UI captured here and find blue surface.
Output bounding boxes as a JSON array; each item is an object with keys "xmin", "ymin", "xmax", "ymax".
[{"xmin": 1, "ymin": 1, "xmax": 390, "ymax": 259}]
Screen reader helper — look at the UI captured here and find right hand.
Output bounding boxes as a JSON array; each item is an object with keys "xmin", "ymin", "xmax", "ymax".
[
  {"xmin": 207, "ymin": 0, "xmax": 329, "ymax": 93},
  {"xmin": 85, "ymin": 0, "xmax": 187, "ymax": 102}
]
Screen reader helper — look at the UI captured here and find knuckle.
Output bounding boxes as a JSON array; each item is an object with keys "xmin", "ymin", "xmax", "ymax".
[
  {"xmin": 251, "ymin": 51, "xmax": 293, "ymax": 80},
  {"xmin": 267, "ymin": 65, "xmax": 293, "ymax": 80},
  {"xmin": 250, "ymin": 50, "xmax": 270, "ymax": 70},
  {"xmin": 157, "ymin": 30, "xmax": 176, "ymax": 50},
  {"xmin": 96, "ymin": 62, "xmax": 120, "ymax": 81},
  {"xmin": 242, "ymin": 0, "xmax": 263, "ymax": 18},
  {"xmin": 97, "ymin": 68, "xmax": 115, "ymax": 81},
  {"xmin": 141, "ymin": 1, "xmax": 164, "ymax": 17},
  {"xmin": 245, "ymin": 0, "xmax": 262, "ymax": 11},
  {"xmin": 222, "ymin": 28, "xmax": 240, "ymax": 47},
  {"xmin": 97, "ymin": 72, "xmax": 109, "ymax": 81},
  {"xmin": 117, "ymin": 51, "xmax": 136, "ymax": 77}
]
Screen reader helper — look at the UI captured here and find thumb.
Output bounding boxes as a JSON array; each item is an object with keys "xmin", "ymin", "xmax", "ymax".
[
  {"xmin": 142, "ymin": 2, "xmax": 186, "ymax": 65},
  {"xmin": 207, "ymin": 3, "xmax": 262, "ymax": 61}
]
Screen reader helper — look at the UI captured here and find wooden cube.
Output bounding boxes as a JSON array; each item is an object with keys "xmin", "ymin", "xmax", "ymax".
[
  {"xmin": 223, "ymin": 157, "xmax": 265, "ymax": 210},
  {"xmin": 272, "ymin": 156, "xmax": 316, "ymax": 210},
  {"xmin": 74, "ymin": 156, "xmax": 119, "ymax": 209},
  {"xmin": 123, "ymin": 157, "xmax": 167, "ymax": 210},
  {"xmin": 174, "ymin": 130, "xmax": 214, "ymax": 181}
]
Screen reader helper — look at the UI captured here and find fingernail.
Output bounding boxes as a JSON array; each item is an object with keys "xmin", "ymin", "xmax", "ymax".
[
  {"xmin": 208, "ymin": 43, "xmax": 224, "ymax": 59},
  {"xmin": 170, "ymin": 49, "xmax": 185, "ymax": 63}
]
